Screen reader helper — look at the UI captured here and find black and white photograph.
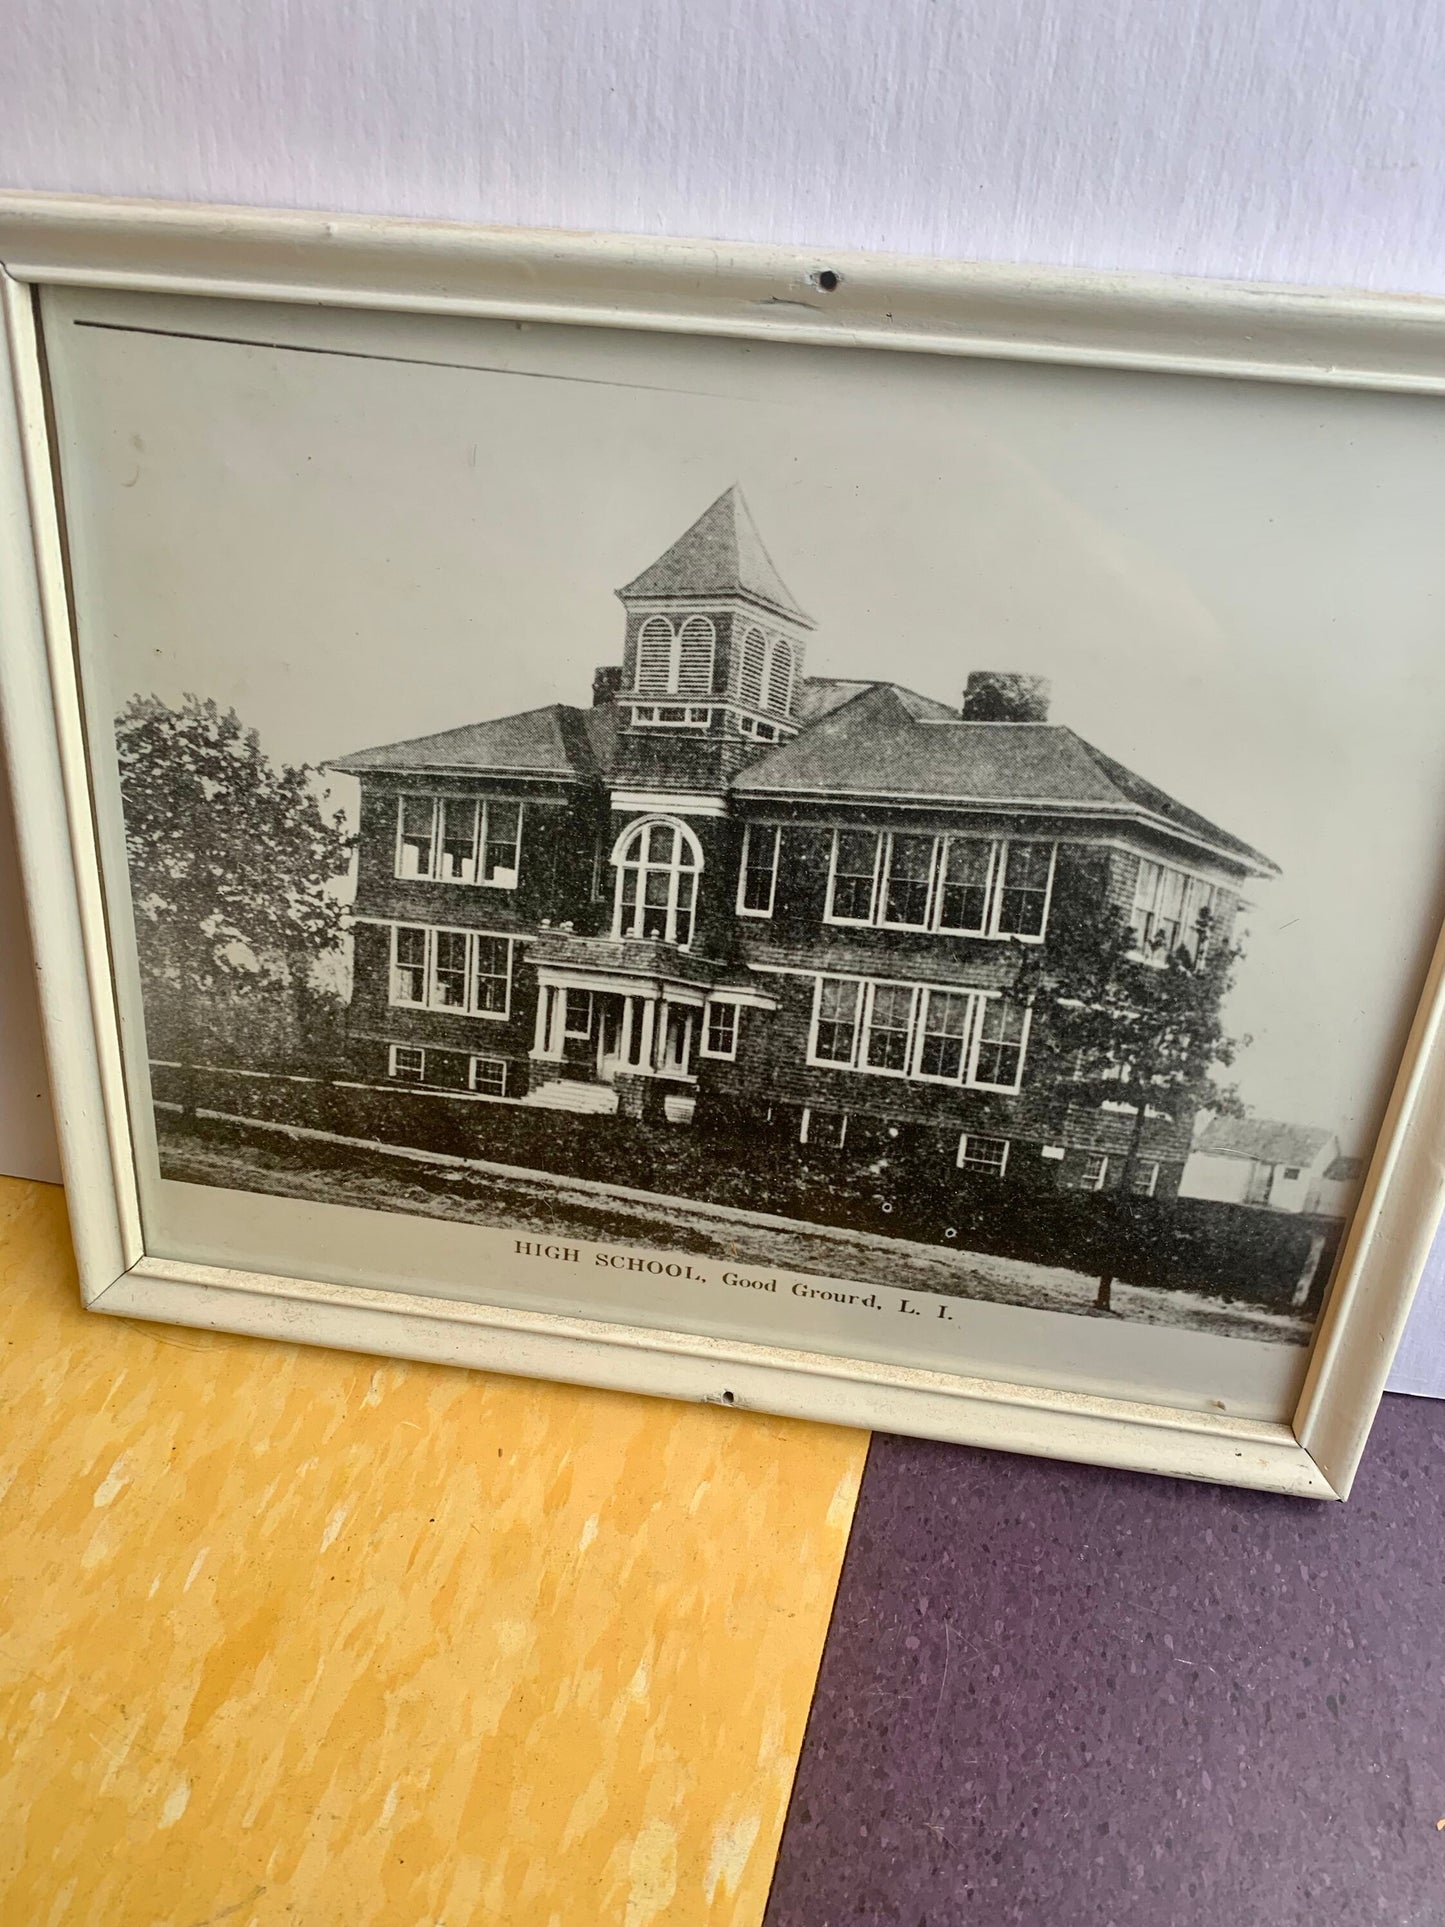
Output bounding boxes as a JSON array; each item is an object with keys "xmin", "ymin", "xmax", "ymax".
[{"xmin": 43, "ymin": 283, "xmax": 1445, "ymax": 1422}]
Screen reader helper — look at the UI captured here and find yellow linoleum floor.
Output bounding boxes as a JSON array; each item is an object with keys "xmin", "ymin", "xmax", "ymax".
[{"xmin": 0, "ymin": 1177, "xmax": 867, "ymax": 1926}]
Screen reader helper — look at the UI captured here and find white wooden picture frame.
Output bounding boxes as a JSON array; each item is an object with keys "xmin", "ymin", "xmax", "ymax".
[{"xmin": 4, "ymin": 191, "xmax": 1445, "ymax": 1498}]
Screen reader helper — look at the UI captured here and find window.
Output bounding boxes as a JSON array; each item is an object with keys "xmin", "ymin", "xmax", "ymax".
[
  {"xmin": 739, "ymin": 627, "xmax": 767, "ymax": 708},
  {"xmin": 469, "ymin": 1055, "xmax": 508, "ymax": 1095},
  {"xmin": 438, "ymin": 798, "xmax": 479, "ymax": 881},
  {"xmin": 389, "ymin": 1044, "xmax": 426, "ymax": 1082},
  {"xmin": 388, "ymin": 924, "xmax": 513, "ymax": 1019},
  {"xmin": 800, "ymin": 1108, "xmax": 848, "ymax": 1149},
  {"xmin": 1130, "ymin": 1159, "xmax": 1161, "ymax": 1197},
  {"xmin": 1080, "ymin": 1153, "xmax": 1110, "ymax": 1192},
  {"xmin": 828, "ymin": 829, "xmax": 880, "ymax": 923},
  {"xmin": 471, "ymin": 937, "xmax": 511, "ymax": 1014},
  {"xmin": 1130, "ymin": 859, "xmax": 1218, "ymax": 961},
  {"xmin": 738, "ymin": 824, "xmax": 780, "ymax": 916},
  {"xmin": 971, "ymin": 998, "xmax": 1027, "ymax": 1090},
  {"xmin": 863, "ymin": 983, "xmax": 916, "ymax": 1073},
  {"xmin": 808, "ymin": 977, "xmax": 1030, "ymax": 1091},
  {"xmin": 432, "ymin": 929, "xmax": 470, "ymax": 1008},
  {"xmin": 398, "ymin": 794, "xmax": 436, "ymax": 878},
  {"xmin": 936, "ymin": 838, "xmax": 994, "ymax": 933},
  {"xmin": 881, "ymin": 833, "xmax": 935, "ymax": 929},
  {"xmin": 958, "ymin": 1134, "xmax": 1009, "ymax": 1177},
  {"xmin": 766, "ymin": 638, "xmax": 794, "ymax": 714},
  {"xmin": 612, "ymin": 816, "xmax": 703, "ymax": 946},
  {"xmin": 703, "ymin": 1001, "xmax": 739, "ymax": 1059},
  {"xmin": 394, "ymin": 795, "xmax": 523, "ymax": 887},
  {"xmin": 391, "ymin": 925, "xmax": 428, "ymax": 1004},
  {"xmin": 812, "ymin": 978, "xmax": 863, "ymax": 1065},
  {"xmin": 917, "ymin": 989, "xmax": 973, "ymax": 1081},
  {"xmin": 563, "ymin": 989, "xmax": 594, "ymax": 1039},
  {"xmin": 825, "ymin": 829, "xmax": 1054, "ymax": 940},
  {"xmin": 678, "ymin": 616, "xmax": 716, "ymax": 695},
  {"xmin": 1281, "ymin": 1165, "xmax": 1301, "ymax": 1182},
  {"xmin": 483, "ymin": 802, "xmax": 522, "ymax": 884},
  {"xmin": 632, "ymin": 703, "xmax": 710, "ymax": 728},
  {"xmin": 996, "ymin": 841, "xmax": 1053, "ymax": 938},
  {"xmin": 636, "ymin": 616, "xmax": 674, "ymax": 692}
]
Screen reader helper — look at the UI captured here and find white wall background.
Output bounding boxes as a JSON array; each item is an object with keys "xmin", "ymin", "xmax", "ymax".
[{"xmin": 3, "ymin": 0, "xmax": 1444, "ymax": 1387}]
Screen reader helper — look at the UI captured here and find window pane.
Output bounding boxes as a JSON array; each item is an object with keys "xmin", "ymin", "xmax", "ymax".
[
  {"xmin": 429, "ymin": 930, "xmax": 468, "ymax": 1007},
  {"xmin": 472, "ymin": 936, "xmax": 510, "ymax": 1013},
  {"xmin": 398, "ymin": 795, "xmax": 435, "ymax": 877},
  {"xmin": 865, "ymin": 983, "xmax": 914, "ymax": 1071},
  {"xmin": 391, "ymin": 1046, "xmax": 425, "ymax": 1081},
  {"xmin": 959, "ymin": 1134, "xmax": 1008, "ymax": 1175},
  {"xmin": 1131, "ymin": 859, "xmax": 1161, "ymax": 940},
  {"xmin": 647, "ymin": 822, "xmax": 676, "ymax": 865},
  {"xmin": 470, "ymin": 1056, "xmax": 507, "ymax": 1095},
  {"xmin": 483, "ymin": 801, "xmax": 521, "ymax": 882},
  {"xmin": 972, "ymin": 999, "xmax": 1025, "ymax": 1088},
  {"xmin": 830, "ymin": 830, "xmax": 878, "ymax": 921},
  {"xmin": 996, "ymin": 842, "xmax": 1052, "ymax": 937},
  {"xmin": 814, "ymin": 978, "xmax": 861, "ymax": 1064},
  {"xmin": 918, "ymin": 989, "xmax": 971, "ymax": 1080},
  {"xmin": 438, "ymin": 798, "xmax": 479, "ymax": 880},
  {"xmin": 393, "ymin": 925, "xmax": 427, "ymax": 1003},
  {"xmin": 742, "ymin": 826, "xmax": 777, "ymax": 912},
  {"xmin": 564, "ymin": 989, "xmax": 592, "ymax": 1037},
  {"xmin": 882, "ymin": 834, "xmax": 934, "ymax": 927},
  {"xmin": 937, "ymin": 838, "xmax": 992, "ymax": 932},
  {"xmin": 674, "ymin": 872, "xmax": 695, "ymax": 946},
  {"xmin": 706, "ymin": 1003, "xmax": 737, "ymax": 1055}
]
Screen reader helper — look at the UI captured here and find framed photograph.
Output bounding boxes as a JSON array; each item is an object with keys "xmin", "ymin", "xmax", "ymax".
[{"xmin": 4, "ymin": 195, "xmax": 1444, "ymax": 1498}]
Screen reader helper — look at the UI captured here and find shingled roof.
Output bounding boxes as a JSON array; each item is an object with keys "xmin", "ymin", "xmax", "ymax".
[
  {"xmin": 1196, "ymin": 1117, "xmax": 1334, "ymax": 1168},
  {"xmin": 733, "ymin": 685, "xmax": 1277, "ymax": 872},
  {"xmin": 618, "ymin": 487, "xmax": 814, "ymax": 626},
  {"xmin": 331, "ymin": 703, "xmax": 607, "ymax": 780},
  {"xmin": 331, "ymin": 674, "xmax": 1274, "ymax": 874}
]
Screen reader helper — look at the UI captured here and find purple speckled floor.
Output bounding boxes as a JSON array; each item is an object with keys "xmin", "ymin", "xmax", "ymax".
[{"xmin": 766, "ymin": 1393, "xmax": 1445, "ymax": 1927}]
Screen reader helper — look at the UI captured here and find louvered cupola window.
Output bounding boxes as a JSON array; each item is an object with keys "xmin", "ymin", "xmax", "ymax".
[
  {"xmin": 739, "ymin": 626, "xmax": 767, "ymax": 708},
  {"xmin": 677, "ymin": 616, "xmax": 716, "ymax": 695},
  {"xmin": 766, "ymin": 638, "xmax": 794, "ymax": 714},
  {"xmin": 636, "ymin": 616, "xmax": 675, "ymax": 692}
]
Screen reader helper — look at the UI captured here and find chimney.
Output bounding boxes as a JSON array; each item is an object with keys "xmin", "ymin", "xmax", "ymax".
[
  {"xmin": 592, "ymin": 665, "xmax": 623, "ymax": 707},
  {"xmin": 961, "ymin": 671, "xmax": 1051, "ymax": 723}
]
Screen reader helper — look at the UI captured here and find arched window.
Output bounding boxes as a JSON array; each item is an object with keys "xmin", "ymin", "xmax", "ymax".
[
  {"xmin": 739, "ymin": 626, "xmax": 767, "ymax": 708},
  {"xmin": 611, "ymin": 816, "xmax": 704, "ymax": 947},
  {"xmin": 636, "ymin": 616, "xmax": 675, "ymax": 693},
  {"xmin": 766, "ymin": 638, "xmax": 794, "ymax": 714},
  {"xmin": 677, "ymin": 616, "xmax": 716, "ymax": 696}
]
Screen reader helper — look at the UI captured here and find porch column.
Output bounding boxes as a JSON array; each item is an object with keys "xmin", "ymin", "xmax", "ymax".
[
  {"xmin": 531, "ymin": 983, "xmax": 552, "ymax": 1059},
  {"xmin": 636, "ymin": 998, "xmax": 658, "ymax": 1075},
  {"xmin": 620, "ymin": 995, "xmax": 635, "ymax": 1067},
  {"xmin": 547, "ymin": 985, "xmax": 567, "ymax": 1058}
]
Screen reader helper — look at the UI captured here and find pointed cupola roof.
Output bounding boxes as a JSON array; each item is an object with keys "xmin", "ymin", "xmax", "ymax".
[{"xmin": 618, "ymin": 486, "xmax": 814, "ymax": 626}]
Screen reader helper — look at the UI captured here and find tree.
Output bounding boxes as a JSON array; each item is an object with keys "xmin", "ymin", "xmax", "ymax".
[
  {"xmin": 1020, "ymin": 856, "xmax": 1248, "ymax": 1311},
  {"xmin": 116, "ymin": 694, "xmax": 354, "ymax": 1081}
]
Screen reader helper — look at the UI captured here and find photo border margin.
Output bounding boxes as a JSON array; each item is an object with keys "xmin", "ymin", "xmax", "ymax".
[{"xmin": 5, "ymin": 190, "xmax": 1445, "ymax": 1499}]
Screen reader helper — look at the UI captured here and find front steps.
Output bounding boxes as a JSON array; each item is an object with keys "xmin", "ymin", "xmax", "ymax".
[{"xmin": 521, "ymin": 1079, "xmax": 620, "ymax": 1116}]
